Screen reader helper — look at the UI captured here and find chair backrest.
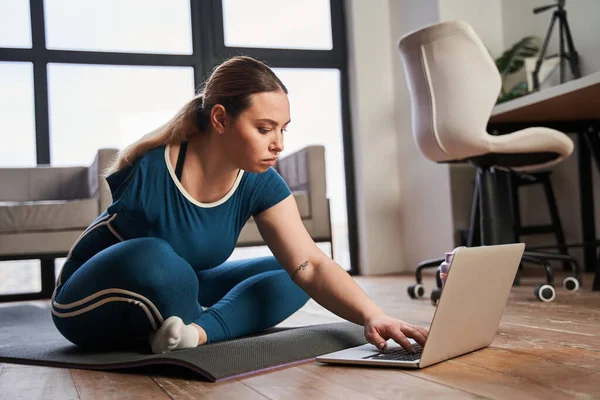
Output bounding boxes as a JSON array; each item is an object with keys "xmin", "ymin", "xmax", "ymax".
[{"xmin": 398, "ymin": 20, "xmax": 502, "ymax": 162}]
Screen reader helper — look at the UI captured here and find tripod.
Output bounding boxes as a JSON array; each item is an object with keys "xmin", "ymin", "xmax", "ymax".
[{"xmin": 532, "ymin": 0, "xmax": 581, "ymax": 90}]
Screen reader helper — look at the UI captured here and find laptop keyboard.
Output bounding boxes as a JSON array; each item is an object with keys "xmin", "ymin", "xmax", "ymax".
[{"xmin": 362, "ymin": 343, "xmax": 423, "ymax": 361}]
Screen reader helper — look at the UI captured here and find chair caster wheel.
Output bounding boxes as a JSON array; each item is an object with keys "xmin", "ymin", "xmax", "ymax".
[
  {"xmin": 431, "ymin": 288, "xmax": 442, "ymax": 306},
  {"xmin": 562, "ymin": 277, "xmax": 580, "ymax": 292},
  {"xmin": 407, "ymin": 284, "xmax": 425, "ymax": 299},
  {"xmin": 534, "ymin": 284, "xmax": 556, "ymax": 302}
]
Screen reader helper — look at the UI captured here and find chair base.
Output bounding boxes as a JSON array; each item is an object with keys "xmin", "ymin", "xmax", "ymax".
[{"xmin": 407, "ymin": 165, "xmax": 581, "ymax": 303}]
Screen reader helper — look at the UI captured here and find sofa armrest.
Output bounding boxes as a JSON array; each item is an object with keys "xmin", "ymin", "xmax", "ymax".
[
  {"xmin": 87, "ymin": 148, "xmax": 119, "ymax": 213},
  {"xmin": 275, "ymin": 145, "xmax": 331, "ymax": 240}
]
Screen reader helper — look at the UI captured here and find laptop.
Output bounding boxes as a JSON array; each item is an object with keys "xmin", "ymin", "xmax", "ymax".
[{"xmin": 316, "ymin": 243, "xmax": 525, "ymax": 369}]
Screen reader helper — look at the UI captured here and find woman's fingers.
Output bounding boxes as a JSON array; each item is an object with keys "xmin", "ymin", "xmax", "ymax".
[
  {"xmin": 416, "ymin": 326, "xmax": 429, "ymax": 339},
  {"xmin": 366, "ymin": 317, "xmax": 430, "ymax": 353},
  {"xmin": 364, "ymin": 326, "xmax": 388, "ymax": 351},
  {"xmin": 390, "ymin": 328, "xmax": 415, "ymax": 353},
  {"xmin": 403, "ymin": 325, "xmax": 427, "ymax": 347}
]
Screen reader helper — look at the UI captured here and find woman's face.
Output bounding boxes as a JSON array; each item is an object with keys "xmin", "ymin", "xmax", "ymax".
[{"xmin": 223, "ymin": 90, "xmax": 290, "ymax": 172}]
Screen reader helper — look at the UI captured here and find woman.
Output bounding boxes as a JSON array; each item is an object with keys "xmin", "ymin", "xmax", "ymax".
[{"xmin": 51, "ymin": 56, "xmax": 428, "ymax": 354}]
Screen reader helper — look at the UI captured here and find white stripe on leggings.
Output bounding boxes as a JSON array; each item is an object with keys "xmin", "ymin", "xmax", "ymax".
[
  {"xmin": 51, "ymin": 296, "xmax": 159, "ymax": 331},
  {"xmin": 52, "ymin": 288, "xmax": 164, "ymax": 324},
  {"xmin": 52, "ymin": 213, "xmax": 162, "ymax": 332}
]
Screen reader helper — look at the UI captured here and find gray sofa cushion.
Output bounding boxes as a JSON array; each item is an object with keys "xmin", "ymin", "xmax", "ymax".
[
  {"xmin": 0, "ymin": 199, "xmax": 98, "ymax": 233},
  {"xmin": 0, "ymin": 230, "xmax": 83, "ymax": 257}
]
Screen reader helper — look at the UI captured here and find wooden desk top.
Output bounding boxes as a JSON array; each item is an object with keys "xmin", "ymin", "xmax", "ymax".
[{"xmin": 490, "ymin": 71, "xmax": 600, "ymax": 123}]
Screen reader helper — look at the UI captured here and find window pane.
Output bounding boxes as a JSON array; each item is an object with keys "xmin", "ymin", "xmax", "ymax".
[
  {"xmin": 0, "ymin": 0, "xmax": 32, "ymax": 48},
  {"xmin": 55, "ymin": 257, "xmax": 66, "ymax": 280},
  {"xmin": 48, "ymin": 64, "xmax": 194, "ymax": 166},
  {"xmin": 0, "ymin": 260, "xmax": 41, "ymax": 295},
  {"xmin": 272, "ymin": 68, "xmax": 349, "ymax": 269},
  {"xmin": 45, "ymin": 0, "xmax": 192, "ymax": 54},
  {"xmin": 0, "ymin": 62, "xmax": 36, "ymax": 167},
  {"xmin": 223, "ymin": 0, "xmax": 333, "ymax": 50}
]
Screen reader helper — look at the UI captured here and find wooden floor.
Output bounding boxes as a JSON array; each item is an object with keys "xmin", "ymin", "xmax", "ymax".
[{"xmin": 1, "ymin": 271, "xmax": 599, "ymax": 399}]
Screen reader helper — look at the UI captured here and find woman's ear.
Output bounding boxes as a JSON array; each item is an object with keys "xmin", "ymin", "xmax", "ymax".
[{"xmin": 210, "ymin": 104, "xmax": 227, "ymax": 134}]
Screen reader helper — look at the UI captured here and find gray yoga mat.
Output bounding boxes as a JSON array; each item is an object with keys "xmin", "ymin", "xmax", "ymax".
[{"xmin": 0, "ymin": 305, "xmax": 366, "ymax": 382}]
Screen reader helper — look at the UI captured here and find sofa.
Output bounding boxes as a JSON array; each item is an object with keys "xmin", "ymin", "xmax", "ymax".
[{"xmin": 0, "ymin": 145, "xmax": 332, "ymax": 302}]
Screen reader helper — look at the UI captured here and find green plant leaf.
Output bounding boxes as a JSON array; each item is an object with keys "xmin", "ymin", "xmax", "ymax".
[{"xmin": 495, "ymin": 36, "xmax": 541, "ymax": 77}]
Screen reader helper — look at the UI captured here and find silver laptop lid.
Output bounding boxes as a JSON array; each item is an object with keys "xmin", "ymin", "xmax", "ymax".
[{"xmin": 419, "ymin": 243, "xmax": 525, "ymax": 368}]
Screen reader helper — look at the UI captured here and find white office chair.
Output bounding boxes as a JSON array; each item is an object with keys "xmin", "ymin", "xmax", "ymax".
[{"xmin": 397, "ymin": 20, "xmax": 580, "ymax": 303}]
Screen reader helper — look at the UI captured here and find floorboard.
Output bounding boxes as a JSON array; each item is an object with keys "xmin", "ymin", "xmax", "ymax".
[{"xmin": 0, "ymin": 365, "xmax": 80, "ymax": 400}]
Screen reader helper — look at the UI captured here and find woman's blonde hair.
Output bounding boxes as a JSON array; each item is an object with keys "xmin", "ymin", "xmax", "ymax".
[{"xmin": 103, "ymin": 56, "xmax": 287, "ymax": 177}]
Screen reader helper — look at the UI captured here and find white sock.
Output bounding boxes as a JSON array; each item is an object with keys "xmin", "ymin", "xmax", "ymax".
[{"xmin": 149, "ymin": 316, "xmax": 200, "ymax": 354}]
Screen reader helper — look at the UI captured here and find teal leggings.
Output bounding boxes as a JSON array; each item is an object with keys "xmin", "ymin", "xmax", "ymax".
[{"xmin": 52, "ymin": 235, "xmax": 309, "ymax": 350}]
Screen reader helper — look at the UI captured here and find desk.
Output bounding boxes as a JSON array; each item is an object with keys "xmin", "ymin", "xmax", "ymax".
[{"xmin": 488, "ymin": 71, "xmax": 600, "ymax": 291}]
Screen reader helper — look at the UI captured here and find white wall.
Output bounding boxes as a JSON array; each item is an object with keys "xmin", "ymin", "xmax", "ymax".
[
  {"xmin": 345, "ymin": 0, "xmax": 406, "ymax": 275},
  {"xmin": 346, "ymin": 0, "xmax": 454, "ymax": 275},
  {"xmin": 439, "ymin": 0, "xmax": 504, "ymax": 57}
]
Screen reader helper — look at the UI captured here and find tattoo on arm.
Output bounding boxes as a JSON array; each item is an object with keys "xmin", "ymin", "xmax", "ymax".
[{"xmin": 290, "ymin": 261, "xmax": 309, "ymax": 281}]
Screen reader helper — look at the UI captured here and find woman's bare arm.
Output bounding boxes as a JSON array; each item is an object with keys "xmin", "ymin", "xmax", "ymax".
[{"xmin": 254, "ymin": 196, "xmax": 385, "ymax": 325}]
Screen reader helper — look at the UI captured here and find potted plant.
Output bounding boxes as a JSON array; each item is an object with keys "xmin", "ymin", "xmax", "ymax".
[{"xmin": 495, "ymin": 36, "xmax": 541, "ymax": 103}]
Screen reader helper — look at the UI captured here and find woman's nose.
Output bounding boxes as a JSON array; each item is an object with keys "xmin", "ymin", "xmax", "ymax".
[{"xmin": 271, "ymin": 133, "xmax": 284, "ymax": 152}]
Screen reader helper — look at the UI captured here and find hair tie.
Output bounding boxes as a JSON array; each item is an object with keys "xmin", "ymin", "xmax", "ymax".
[{"xmin": 196, "ymin": 104, "xmax": 212, "ymax": 131}]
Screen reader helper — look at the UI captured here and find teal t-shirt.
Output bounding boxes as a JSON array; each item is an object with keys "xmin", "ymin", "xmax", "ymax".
[{"xmin": 105, "ymin": 145, "xmax": 291, "ymax": 271}]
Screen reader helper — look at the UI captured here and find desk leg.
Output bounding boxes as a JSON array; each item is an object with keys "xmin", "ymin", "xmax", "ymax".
[
  {"xmin": 582, "ymin": 132, "xmax": 600, "ymax": 290},
  {"xmin": 578, "ymin": 135, "xmax": 597, "ymax": 281}
]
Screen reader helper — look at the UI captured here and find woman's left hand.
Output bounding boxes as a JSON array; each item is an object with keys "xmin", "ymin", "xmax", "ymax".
[{"xmin": 364, "ymin": 314, "xmax": 429, "ymax": 353}]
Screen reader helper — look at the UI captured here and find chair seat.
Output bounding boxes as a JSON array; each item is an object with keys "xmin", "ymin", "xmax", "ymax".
[
  {"xmin": 0, "ymin": 198, "xmax": 98, "ymax": 233},
  {"xmin": 486, "ymin": 127, "xmax": 574, "ymax": 170},
  {"xmin": 445, "ymin": 127, "xmax": 574, "ymax": 171},
  {"xmin": 462, "ymin": 151, "xmax": 561, "ymax": 170}
]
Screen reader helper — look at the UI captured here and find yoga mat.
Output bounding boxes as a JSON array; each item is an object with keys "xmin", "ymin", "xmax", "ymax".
[{"xmin": 0, "ymin": 305, "xmax": 366, "ymax": 382}]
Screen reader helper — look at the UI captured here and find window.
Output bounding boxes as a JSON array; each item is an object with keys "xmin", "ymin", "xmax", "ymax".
[
  {"xmin": 0, "ymin": 260, "xmax": 41, "ymax": 295},
  {"xmin": 44, "ymin": 0, "xmax": 193, "ymax": 54},
  {"xmin": 0, "ymin": 62, "xmax": 36, "ymax": 167},
  {"xmin": 0, "ymin": 0, "xmax": 357, "ymax": 297},
  {"xmin": 222, "ymin": 0, "xmax": 333, "ymax": 50},
  {"xmin": 48, "ymin": 64, "xmax": 194, "ymax": 166},
  {"xmin": 0, "ymin": 0, "xmax": 32, "ymax": 48}
]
